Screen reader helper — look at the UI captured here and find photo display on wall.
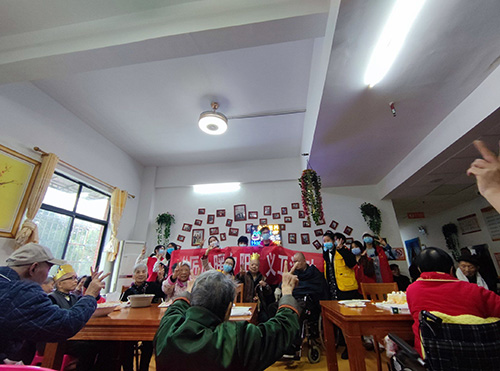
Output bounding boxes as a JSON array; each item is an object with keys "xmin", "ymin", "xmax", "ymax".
[
  {"xmin": 263, "ymin": 206, "xmax": 271, "ymax": 215},
  {"xmin": 314, "ymin": 228, "xmax": 323, "ymax": 237},
  {"xmin": 209, "ymin": 227, "xmax": 219, "ymax": 235},
  {"xmin": 226, "ymin": 219, "xmax": 233, "ymax": 227},
  {"xmin": 298, "ymin": 211, "xmax": 305, "ymax": 219},
  {"xmin": 248, "ymin": 211, "xmax": 258, "ymax": 219},
  {"xmin": 220, "ymin": 233, "xmax": 226, "ymax": 241},
  {"xmin": 301, "ymin": 233, "xmax": 310, "ymax": 244},
  {"xmin": 288, "ymin": 233, "xmax": 297, "ymax": 244},
  {"xmin": 279, "ymin": 223, "xmax": 286, "ymax": 231},
  {"xmin": 246, "ymin": 223, "xmax": 253, "ymax": 233},
  {"xmin": 216, "ymin": 209, "xmax": 226, "ymax": 218},
  {"xmin": 234, "ymin": 204, "xmax": 247, "ymax": 221},
  {"xmin": 272, "ymin": 213, "xmax": 280, "ymax": 219},
  {"xmin": 329, "ymin": 220, "xmax": 338, "ymax": 230},
  {"xmin": 194, "ymin": 219, "xmax": 202, "ymax": 226},
  {"xmin": 182, "ymin": 223, "xmax": 192, "ymax": 232},
  {"xmin": 303, "ymin": 220, "xmax": 311, "ymax": 228},
  {"xmin": 312, "ymin": 240, "xmax": 322, "ymax": 249},
  {"xmin": 281, "ymin": 207, "xmax": 288, "ymax": 215},
  {"xmin": 198, "ymin": 208, "xmax": 205, "ymax": 215},
  {"xmin": 192, "ymin": 229, "xmax": 204, "ymax": 246},
  {"xmin": 259, "ymin": 218, "xmax": 268, "ymax": 225},
  {"xmin": 344, "ymin": 226, "xmax": 353, "ymax": 236},
  {"xmin": 229, "ymin": 228, "xmax": 239, "ymax": 236},
  {"xmin": 284, "ymin": 216, "xmax": 292, "ymax": 223},
  {"xmin": 291, "ymin": 203, "xmax": 300, "ymax": 209},
  {"xmin": 177, "ymin": 235, "xmax": 185, "ymax": 242},
  {"xmin": 207, "ymin": 214, "xmax": 215, "ymax": 224}
]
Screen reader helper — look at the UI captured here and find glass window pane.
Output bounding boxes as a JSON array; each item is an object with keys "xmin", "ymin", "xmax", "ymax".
[
  {"xmin": 76, "ymin": 186, "xmax": 110, "ymax": 220},
  {"xmin": 43, "ymin": 174, "xmax": 79, "ymax": 211},
  {"xmin": 65, "ymin": 219, "xmax": 104, "ymax": 277},
  {"xmin": 34, "ymin": 209, "xmax": 72, "ymax": 261}
]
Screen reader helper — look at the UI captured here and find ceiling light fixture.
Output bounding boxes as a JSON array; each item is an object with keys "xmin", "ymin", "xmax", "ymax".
[
  {"xmin": 364, "ymin": 0, "xmax": 426, "ymax": 87},
  {"xmin": 198, "ymin": 102, "xmax": 228, "ymax": 135},
  {"xmin": 193, "ymin": 182, "xmax": 241, "ymax": 195}
]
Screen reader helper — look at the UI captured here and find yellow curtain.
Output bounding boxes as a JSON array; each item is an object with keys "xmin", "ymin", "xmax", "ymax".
[
  {"xmin": 15, "ymin": 153, "xmax": 59, "ymax": 247},
  {"xmin": 106, "ymin": 188, "xmax": 128, "ymax": 261}
]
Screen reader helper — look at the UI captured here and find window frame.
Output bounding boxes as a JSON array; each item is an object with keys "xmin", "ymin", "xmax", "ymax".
[{"xmin": 39, "ymin": 171, "xmax": 110, "ymax": 269}]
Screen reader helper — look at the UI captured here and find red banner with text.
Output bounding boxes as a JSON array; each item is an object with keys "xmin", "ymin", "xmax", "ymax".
[{"xmin": 170, "ymin": 246, "xmax": 324, "ymax": 285}]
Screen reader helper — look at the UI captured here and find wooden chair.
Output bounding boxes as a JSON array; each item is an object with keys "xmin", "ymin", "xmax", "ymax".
[
  {"xmin": 235, "ymin": 283, "xmax": 244, "ymax": 303},
  {"xmin": 360, "ymin": 282, "xmax": 398, "ymax": 302}
]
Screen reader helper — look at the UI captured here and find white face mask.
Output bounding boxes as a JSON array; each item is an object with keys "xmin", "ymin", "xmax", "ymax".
[
  {"xmin": 210, "ymin": 241, "xmax": 219, "ymax": 248},
  {"xmin": 239, "ymin": 243, "xmax": 247, "ymax": 247}
]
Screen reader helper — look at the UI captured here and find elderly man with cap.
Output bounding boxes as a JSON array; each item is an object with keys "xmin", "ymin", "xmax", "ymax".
[
  {"xmin": 456, "ymin": 254, "xmax": 490, "ymax": 290},
  {"xmin": 0, "ymin": 243, "xmax": 108, "ymax": 364}
]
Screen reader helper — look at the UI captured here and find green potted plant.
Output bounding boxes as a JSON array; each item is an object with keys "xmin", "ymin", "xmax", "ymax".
[
  {"xmin": 360, "ymin": 202, "xmax": 382, "ymax": 236},
  {"xmin": 156, "ymin": 212, "xmax": 175, "ymax": 245},
  {"xmin": 299, "ymin": 169, "xmax": 324, "ymax": 225},
  {"xmin": 442, "ymin": 223, "xmax": 460, "ymax": 260}
]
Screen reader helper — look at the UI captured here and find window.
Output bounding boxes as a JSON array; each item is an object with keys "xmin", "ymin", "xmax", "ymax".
[{"xmin": 34, "ymin": 173, "xmax": 110, "ymax": 277}]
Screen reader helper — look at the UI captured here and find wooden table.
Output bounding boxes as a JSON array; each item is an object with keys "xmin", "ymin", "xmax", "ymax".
[
  {"xmin": 42, "ymin": 302, "xmax": 257, "ymax": 369},
  {"xmin": 321, "ymin": 301, "xmax": 413, "ymax": 371}
]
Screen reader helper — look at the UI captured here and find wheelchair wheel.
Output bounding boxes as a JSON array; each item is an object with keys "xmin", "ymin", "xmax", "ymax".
[
  {"xmin": 308, "ymin": 344, "xmax": 321, "ymax": 364},
  {"xmin": 318, "ymin": 315, "xmax": 326, "ymax": 350}
]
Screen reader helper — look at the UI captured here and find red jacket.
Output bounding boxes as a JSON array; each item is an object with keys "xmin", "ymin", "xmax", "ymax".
[
  {"xmin": 374, "ymin": 245, "xmax": 393, "ymax": 283},
  {"xmin": 406, "ymin": 272, "xmax": 500, "ymax": 356}
]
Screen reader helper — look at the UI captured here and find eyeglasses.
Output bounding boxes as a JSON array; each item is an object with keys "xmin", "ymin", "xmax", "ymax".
[{"xmin": 60, "ymin": 276, "xmax": 78, "ymax": 282}]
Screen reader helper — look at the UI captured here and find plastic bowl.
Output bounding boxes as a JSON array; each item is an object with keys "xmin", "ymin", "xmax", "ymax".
[
  {"xmin": 93, "ymin": 303, "xmax": 120, "ymax": 317},
  {"xmin": 128, "ymin": 294, "xmax": 155, "ymax": 308}
]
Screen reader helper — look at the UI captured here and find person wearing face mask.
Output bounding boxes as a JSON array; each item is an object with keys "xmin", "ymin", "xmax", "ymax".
[
  {"xmin": 258, "ymin": 227, "xmax": 277, "ymax": 248},
  {"xmin": 165, "ymin": 242, "xmax": 179, "ymax": 273},
  {"xmin": 237, "ymin": 236, "xmax": 249, "ymax": 247},
  {"xmin": 350, "ymin": 240, "xmax": 376, "ymax": 292},
  {"xmin": 201, "ymin": 248, "xmax": 236, "ymax": 277},
  {"xmin": 362, "ymin": 233, "xmax": 393, "ymax": 283},
  {"xmin": 136, "ymin": 245, "xmax": 167, "ymax": 282}
]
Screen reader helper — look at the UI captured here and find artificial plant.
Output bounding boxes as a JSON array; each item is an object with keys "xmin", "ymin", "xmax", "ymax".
[
  {"xmin": 299, "ymin": 169, "xmax": 324, "ymax": 225},
  {"xmin": 156, "ymin": 212, "xmax": 175, "ymax": 245},
  {"xmin": 442, "ymin": 222, "xmax": 460, "ymax": 260},
  {"xmin": 360, "ymin": 202, "xmax": 382, "ymax": 236}
]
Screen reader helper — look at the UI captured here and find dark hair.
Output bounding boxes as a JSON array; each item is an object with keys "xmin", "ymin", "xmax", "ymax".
[
  {"xmin": 167, "ymin": 242, "xmax": 178, "ymax": 250},
  {"xmin": 333, "ymin": 232, "xmax": 346, "ymax": 243},
  {"xmin": 389, "ymin": 264, "xmax": 399, "ymax": 270},
  {"xmin": 352, "ymin": 240, "xmax": 364, "ymax": 251},
  {"xmin": 208, "ymin": 236, "xmax": 219, "ymax": 243},
  {"xmin": 323, "ymin": 230, "xmax": 335, "ymax": 241},
  {"xmin": 416, "ymin": 247, "xmax": 454, "ymax": 274},
  {"xmin": 151, "ymin": 245, "xmax": 165, "ymax": 257},
  {"xmin": 260, "ymin": 227, "xmax": 270, "ymax": 234},
  {"xmin": 237, "ymin": 236, "xmax": 249, "ymax": 245},
  {"xmin": 224, "ymin": 256, "xmax": 236, "ymax": 274},
  {"xmin": 457, "ymin": 255, "xmax": 479, "ymax": 267}
]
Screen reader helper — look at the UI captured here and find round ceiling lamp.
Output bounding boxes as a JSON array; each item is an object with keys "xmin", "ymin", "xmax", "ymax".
[{"xmin": 198, "ymin": 102, "xmax": 228, "ymax": 135}]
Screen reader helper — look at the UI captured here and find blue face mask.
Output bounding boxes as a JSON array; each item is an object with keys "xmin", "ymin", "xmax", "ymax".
[
  {"xmin": 352, "ymin": 247, "xmax": 362, "ymax": 256},
  {"xmin": 166, "ymin": 247, "xmax": 174, "ymax": 255},
  {"xmin": 262, "ymin": 233, "xmax": 270, "ymax": 240},
  {"xmin": 363, "ymin": 236, "xmax": 373, "ymax": 244},
  {"xmin": 223, "ymin": 264, "xmax": 233, "ymax": 273},
  {"xmin": 158, "ymin": 248, "xmax": 165, "ymax": 255},
  {"xmin": 323, "ymin": 242, "xmax": 334, "ymax": 251}
]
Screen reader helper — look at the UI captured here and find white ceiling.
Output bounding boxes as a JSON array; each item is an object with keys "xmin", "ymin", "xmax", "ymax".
[{"xmin": 2, "ymin": 0, "xmax": 500, "ymax": 216}]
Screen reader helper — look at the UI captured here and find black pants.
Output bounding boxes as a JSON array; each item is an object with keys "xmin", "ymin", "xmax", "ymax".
[{"xmin": 122, "ymin": 341, "xmax": 153, "ymax": 371}]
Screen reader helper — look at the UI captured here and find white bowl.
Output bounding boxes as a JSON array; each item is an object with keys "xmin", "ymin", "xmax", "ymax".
[
  {"xmin": 128, "ymin": 294, "xmax": 155, "ymax": 308},
  {"xmin": 93, "ymin": 303, "xmax": 119, "ymax": 317}
]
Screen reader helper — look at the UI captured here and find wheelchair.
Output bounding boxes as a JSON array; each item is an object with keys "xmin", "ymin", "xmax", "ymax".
[
  {"xmin": 388, "ymin": 311, "xmax": 500, "ymax": 371},
  {"xmin": 296, "ymin": 295, "xmax": 325, "ymax": 363}
]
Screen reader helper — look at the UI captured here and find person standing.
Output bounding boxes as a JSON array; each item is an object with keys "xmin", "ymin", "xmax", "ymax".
[
  {"xmin": 362, "ymin": 232, "xmax": 394, "ymax": 283},
  {"xmin": 136, "ymin": 245, "xmax": 166, "ymax": 282}
]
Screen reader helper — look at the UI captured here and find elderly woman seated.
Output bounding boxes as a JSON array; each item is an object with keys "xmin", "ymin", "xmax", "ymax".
[
  {"xmin": 162, "ymin": 261, "xmax": 191, "ymax": 300},
  {"xmin": 122, "ymin": 263, "xmax": 164, "ymax": 303}
]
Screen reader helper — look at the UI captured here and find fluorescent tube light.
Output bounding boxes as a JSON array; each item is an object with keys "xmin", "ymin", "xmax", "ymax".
[
  {"xmin": 364, "ymin": 0, "xmax": 426, "ymax": 87},
  {"xmin": 193, "ymin": 182, "xmax": 241, "ymax": 194}
]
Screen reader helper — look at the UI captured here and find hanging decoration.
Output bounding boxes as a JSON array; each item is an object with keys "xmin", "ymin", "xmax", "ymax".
[
  {"xmin": 299, "ymin": 169, "xmax": 324, "ymax": 226},
  {"xmin": 156, "ymin": 212, "xmax": 175, "ymax": 245},
  {"xmin": 360, "ymin": 202, "xmax": 382, "ymax": 236}
]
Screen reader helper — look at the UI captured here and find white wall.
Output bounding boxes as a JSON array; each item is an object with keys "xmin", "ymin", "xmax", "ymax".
[
  {"xmin": 398, "ymin": 196, "xmax": 500, "ymax": 275},
  {"xmin": 0, "ymin": 82, "xmax": 144, "ymax": 263}
]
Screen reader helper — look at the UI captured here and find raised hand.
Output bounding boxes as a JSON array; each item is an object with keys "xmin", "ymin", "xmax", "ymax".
[
  {"xmin": 281, "ymin": 272, "xmax": 299, "ymax": 296},
  {"xmin": 172, "ymin": 263, "xmax": 181, "ymax": 279},
  {"xmin": 240, "ymin": 262, "xmax": 246, "ymax": 275},
  {"xmin": 85, "ymin": 267, "xmax": 111, "ymax": 298}
]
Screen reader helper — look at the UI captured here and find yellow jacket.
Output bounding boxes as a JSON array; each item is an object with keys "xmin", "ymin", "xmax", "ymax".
[{"xmin": 334, "ymin": 249, "xmax": 358, "ymax": 291}]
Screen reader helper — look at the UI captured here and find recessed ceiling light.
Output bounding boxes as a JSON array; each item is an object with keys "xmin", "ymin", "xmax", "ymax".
[
  {"xmin": 193, "ymin": 182, "xmax": 241, "ymax": 194},
  {"xmin": 364, "ymin": 0, "xmax": 426, "ymax": 87},
  {"xmin": 199, "ymin": 102, "xmax": 228, "ymax": 135}
]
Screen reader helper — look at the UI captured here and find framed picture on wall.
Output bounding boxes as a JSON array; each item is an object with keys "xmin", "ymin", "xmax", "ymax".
[
  {"xmin": 234, "ymin": 204, "xmax": 247, "ymax": 221},
  {"xmin": 314, "ymin": 228, "xmax": 323, "ymax": 237},
  {"xmin": 216, "ymin": 209, "xmax": 226, "ymax": 218},
  {"xmin": 272, "ymin": 213, "xmax": 280, "ymax": 219},
  {"xmin": 312, "ymin": 240, "xmax": 322, "ymax": 250},
  {"xmin": 301, "ymin": 233, "xmax": 310, "ymax": 244},
  {"xmin": 303, "ymin": 220, "xmax": 311, "ymax": 228},
  {"xmin": 182, "ymin": 223, "xmax": 192, "ymax": 232},
  {"xmin": 198, "ymin": 208, "xmax": 206, "ymax": 215},
  {"xmin": 194, "ymin": 219, "xmax": 203, "ymax": 226},
  {"xmin": 229, "ymin": 228, "xmax": 239, "ymax": 236},
  {"xmin": 291, "ymin": 203, "xmax": 300, "ymax": 209},
  {"xmin": 318, "ymin": 217, "xmax": 326, "ymax": 225},
  {"xmin": 0, "ymin": 144, "xmax": 40, "ymax": 238},
  {"xmin": 248, "ymin": 211, "xmax": 258, "ymax": 219},
  {"xmin": 263, "ymin": 206, "xmax": 271, "ymax": 215},
  {"xmin": 245, "ymin": 223, "xmax": 253, "ymax": 233},
  {"xmin": 392, "ymin": 247, "xmax": 406, "ymax": 261},
  {"xmin": 329, "ymin": 220, "xmax": 338, "ymax": 230},
  {"xmin": 177, "ymin": 235, "xmax": 185, "ymax": 242},
  {"xmin": 281, "ymin": 207, "xmax": 288, "ymax": 215},
  {"xmin": 298, "ymin": 211, "xmax": 305, "ymax": 219},
  {"xmin": 279, "ymin": 224, "xmax": 286, "ymax": 231},
  {"xmin": 209, "ymin": 227, "xmax": 219, "ymax": 235},
  {"xmin": 284, "ymin": 216, "xmax": 292, "ymax": 223},
  {"xmin": 192, "ymin": 229, "xmax": 204, "ymax": 246},
  {"xmin": 346, "ymin": 237, "xmax": 353, "ymax": 244},
  {"xmin": 220, "ymin": 233, "xmax": 226, "ymax": 241},
  {"xmin": 207, "ymin": 214, "xmax": 215, "ymax": 224},
  {"xmin": 288, "ymin": 233, "xmax": 297, "ymax": 244},
  {"xmin": 225, "ymin": 219, "xmax": 233, "ymax": 227},
  {"xmin": 259, "ymin": 218, "xmax": 268, "ymax": 225},
  {"xmin": 343, "ymin": 226, "xmax": 353, "ymax": 236}
]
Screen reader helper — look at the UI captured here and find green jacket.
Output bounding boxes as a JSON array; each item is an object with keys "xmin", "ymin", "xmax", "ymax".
[{"xmin": 154, "ymin": 294, "xmax": 300, "ymax": 371}]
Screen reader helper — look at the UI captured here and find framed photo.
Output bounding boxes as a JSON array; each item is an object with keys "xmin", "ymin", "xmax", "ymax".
[
  {"xmin": 298, "ymin": 210, "xmax": 305, "ymax": 219},
  {"xmin": 318, "ymin": 217, "xmax": 326, "ymax": 225},
  {"xmin": 346, "ymin": 237, "xmax": 354, "ymax": 244},
  {"xmin": 229, "ymin": 228, "xmax": 239, "ymax": 236},
  {"xmin": 329, "ymin": 220, "xmax": 338, "ymax": 230},
  {"xmin": 220, "ymin": 233, "xmax": 226, "ymax": 241},
  {"xmin": 291, "ymin": 203, "xmax": 300, "ymax": 210},
  {"xmin": 248, "ymin": 211, "xmax": 258, "ymax": 219},
  {"xmin": 272, "ymin": 213, "xmax": 281, "ymax": 219},
  {"xmin": 303, "ymin": 220, "xmax": 311, "ymax": 228},
  {"xmin": 284, "ymin": 216, "xmax": 292, "ymax": 223},
  {"xmin": 192, "ymin": 229, "xmax": 204, "ymax": 246},
  {"xmin": 216, "ymin": 209, "xmax": 226, "ymax": 218},
  {"xmin": 0, "ymin": 144, "xmax": 40, "ymax": 238},
  {"xmin": 177, "ymin": 234, "xmax": 185, "ymax": 242},
  {"xmin": 288, "ymin": 233, "xmax": 297, "ymax": 244},
  {"xmin": 263, "ymin": 206, "xmax": 272, "ymax": 215},
  {"xmin": 281, "ymin": 207, "xmax": 288, "ymax": 215},
  {"xmin": 314, "ymin": 228, "xmax": 323, "ymax": 237},
  {"xmin": 182, "ymin": 223, "xmax": 192, "ymax": 232},
  {"xmin": 198, "ymin": 208, "xmax": 206, "ymax": 215},
  {"xmin": 234, "ymin": 204, "xmax": 247, "ymax": 221},
  {"xmin": 245, "ymin": 223, "xmax": 253, "ymax": 233},
  {"xmin": 259, "ymin": 218, "xmax": 268, "ymax": 225},
  {"xmin": 392, "ymin": 247, "xmax": 406, "ymax": 261},
  {"xmin": 279, "ymin": 224, "xmax": 286, "ymax": 231},
  {"xmin": 226, "ymin": 219, "xmax": 233, "ymax": 227},
  {"xmin": 207, "ymin": 214, "xmax": 215, "ymax": 224},
  {"xmin": 194, "ymin": 219, "xmax": 203, "ymax": 226},
  {"xmin": 301, "ymin": 233, "xmax": 310, "ymax": 244},
  {"xmin": 209, "ymin": 227, "xmax": 219, "ymax": 235},
  {"xmin": 344, "ymin": 226, "xmax": 353, "ymax": 236},
  {"xmin": 312, "ymin": 240, "xmax": 322, "ymax": 250}
]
